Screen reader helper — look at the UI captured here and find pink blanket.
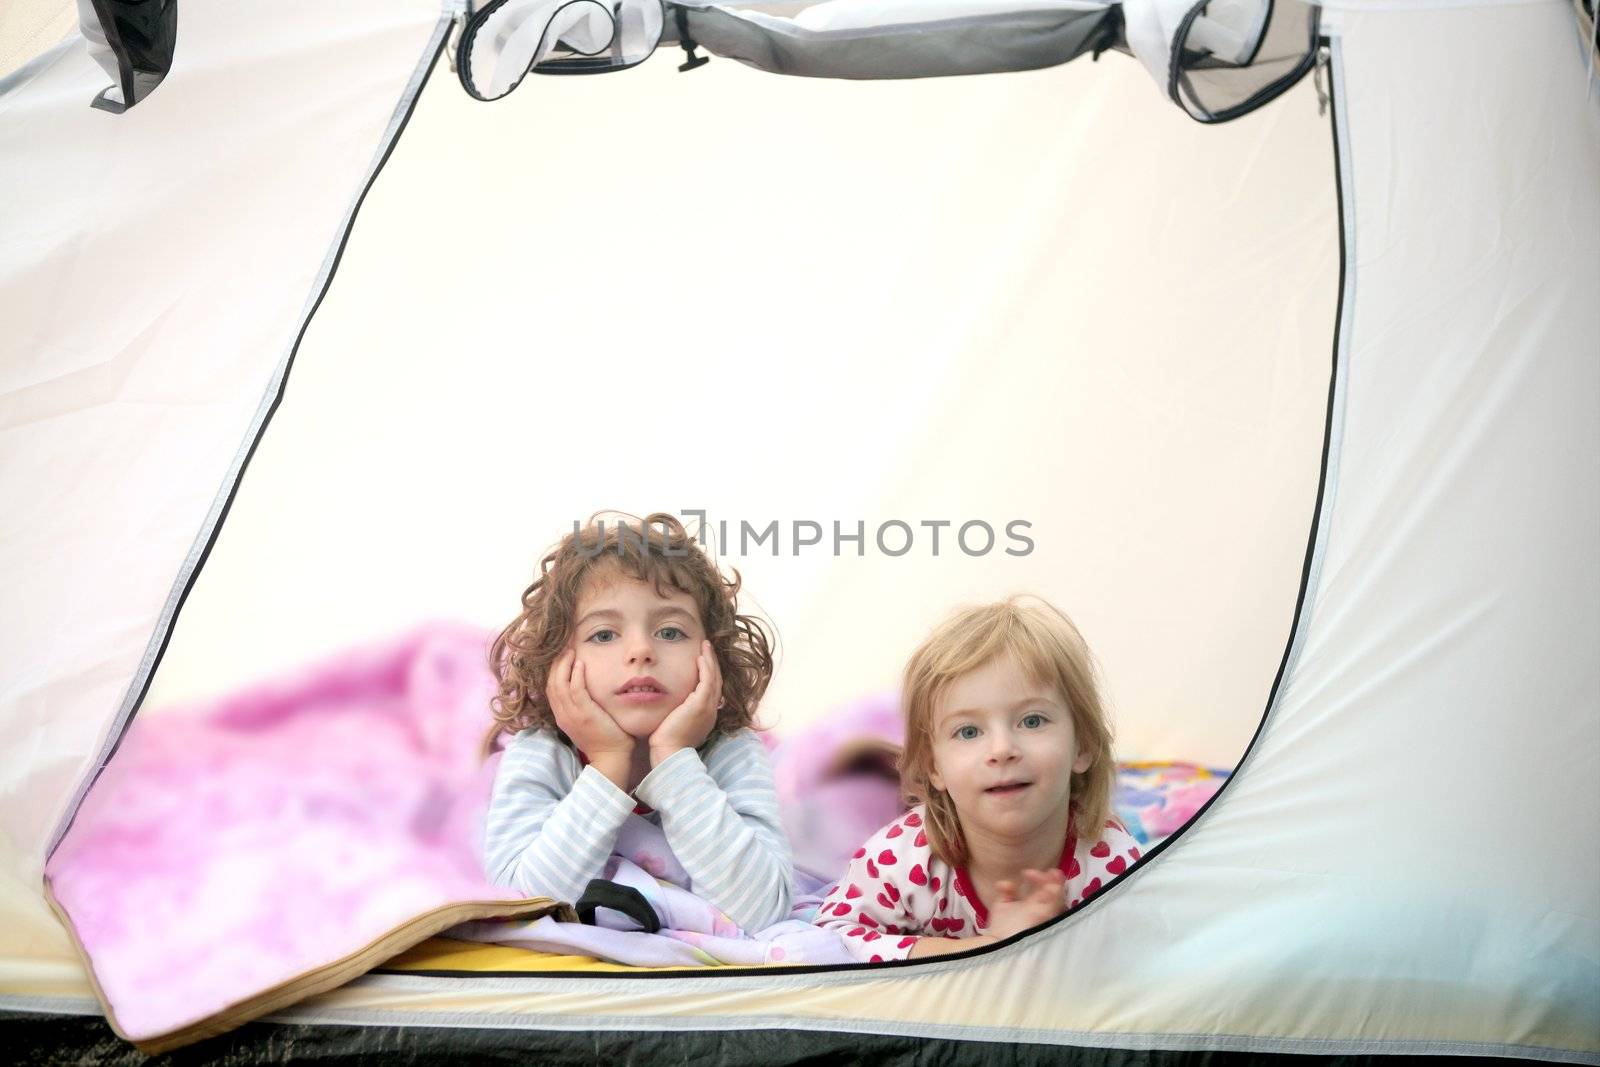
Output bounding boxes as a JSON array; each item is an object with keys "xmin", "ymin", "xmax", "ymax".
[{"xmin": 44, "ymin": 621, "xmax": 557, "ymax": 1051}]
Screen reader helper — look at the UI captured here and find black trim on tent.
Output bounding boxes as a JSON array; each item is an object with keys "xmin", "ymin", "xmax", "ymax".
[
  {"xmin": 0, "ymin": 1010, "xmax": 1551, "ymax": 1066},
  {"xmin": 86, "ymin": 0, "xmax": 178, "ymax": 113}
]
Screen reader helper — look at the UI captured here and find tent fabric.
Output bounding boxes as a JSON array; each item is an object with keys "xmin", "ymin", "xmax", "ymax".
[
  {"xmin": 0, "ymin": 0, "xmax": 448, "ymax": 940},
  {"xmin": 459, "ymin": 0, "xmax": 1316, "ymax": 109},
  {"xmin": 1, "ymin": 0, "xmax": 1597, "ymax": 1062},
  {"xmin": 117, "ymin": 4, "xmax": 1337, "ymax": 773},
  {"xmin": 457, "ymin": 0, "xmax": 1120, "ymax": 98},
  {"xmin": 187, "ymin": 10, "xmax": 1600, "ymax": 1050},
  {"xmin": 659, "ymin": 0, "xmax": 1116, "ymax": 80}
]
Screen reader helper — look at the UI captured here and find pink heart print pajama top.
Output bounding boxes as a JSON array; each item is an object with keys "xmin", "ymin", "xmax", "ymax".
[{"xmin": 813, "ymin": 804, "xmax": 1143, "ymax": 962}]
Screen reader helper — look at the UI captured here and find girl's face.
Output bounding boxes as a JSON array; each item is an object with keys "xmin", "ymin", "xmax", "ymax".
[
  {"xmin": 928, "ymin": 655, "xmax": 1092, "ymax": 849},
  {"xmin": 569, "ymin": 571, "xmax": 706, "ymax": 739}
]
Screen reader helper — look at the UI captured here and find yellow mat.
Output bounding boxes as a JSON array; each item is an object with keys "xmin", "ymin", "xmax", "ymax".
[{"xmin": 380, "ymin": 937, "xmax": 756, "ymax": 973}]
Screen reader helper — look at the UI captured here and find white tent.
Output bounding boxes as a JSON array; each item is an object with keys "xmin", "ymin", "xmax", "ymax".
[{"xmin": 1, "ymin": 0, "xmax": 1597, "ymax": 1059}]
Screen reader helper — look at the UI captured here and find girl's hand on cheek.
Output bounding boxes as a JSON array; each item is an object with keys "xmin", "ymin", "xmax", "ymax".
[
  {"xmin": 546, "ymin": 650, "xmax": 633, "ymax": 786},
  {"xmin": 985, "ymin": 868, "xmax": 1067, "ymax": 941},
  {"xmin": 648, "ymin": 641, "xmax": 722, "ymax": 765}
]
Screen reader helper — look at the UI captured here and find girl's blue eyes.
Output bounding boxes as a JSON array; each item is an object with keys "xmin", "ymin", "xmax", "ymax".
[
  {"xmin": 586, "ymin": 626, "xmax": 689, "ymax": 643},
  {"xmin": 952, "ymin": 713, "xmax": 1049, "ymax": 739}
]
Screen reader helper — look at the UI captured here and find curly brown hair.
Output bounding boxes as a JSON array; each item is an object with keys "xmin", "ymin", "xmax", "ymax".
[{"xmin": 486, "ymin": 512, "xmax": 776, "ymax": 752}]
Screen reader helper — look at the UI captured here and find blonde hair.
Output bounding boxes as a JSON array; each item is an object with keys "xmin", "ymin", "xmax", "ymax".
[
  {"xmin": 485, "ymin": 511, "xmax": 775, "ymax": 754},
  {"xmin": 900, "ymin": 595, "xmax": 1116, "ymax": 868}
]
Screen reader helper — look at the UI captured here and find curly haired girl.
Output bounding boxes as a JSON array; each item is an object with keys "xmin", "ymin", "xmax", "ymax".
[{"xmin": 482, "ymin": 512, "xmax": 792, "ymax": 932}]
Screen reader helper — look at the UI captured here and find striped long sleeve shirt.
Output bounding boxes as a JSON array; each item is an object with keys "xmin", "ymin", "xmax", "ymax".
[{"xmin": 483, "ymin": 727, "xmax": 794, "ymax": 933}]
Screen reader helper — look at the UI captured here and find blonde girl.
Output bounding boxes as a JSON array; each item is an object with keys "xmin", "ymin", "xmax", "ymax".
[{"xmin": 814, "ymin": 595, "xmax": 1140, "ymax": 961}]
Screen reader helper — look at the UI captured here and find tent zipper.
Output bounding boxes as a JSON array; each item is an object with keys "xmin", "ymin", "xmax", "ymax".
[{"xmin": 1313, "ymin": 42, "xmax": 1332, "ymax": 116}]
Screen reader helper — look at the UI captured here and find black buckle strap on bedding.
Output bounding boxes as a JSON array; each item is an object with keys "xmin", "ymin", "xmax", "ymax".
[
  {"xmin": 575, "ymin": 878, "xmax": 662, "ymax": 933},
  {"xmin": 675, "ymin": 7, "xmax": 710, "ymax": 71}
]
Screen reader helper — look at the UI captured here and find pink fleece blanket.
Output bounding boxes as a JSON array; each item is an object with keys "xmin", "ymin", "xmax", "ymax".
[{"xmin": 44, "ymin": 621, "xmax": 541, "ymax": 1047}]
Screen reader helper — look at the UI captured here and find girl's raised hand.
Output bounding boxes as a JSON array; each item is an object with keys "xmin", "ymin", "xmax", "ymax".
[
  {"xmin": 648, "ymin": 640, "xmax": 722, "ymax": 764},
  {"xmin": 985, "ymin": 867, "xmax": 1068, "ymax": 941},
  {"xmin": 546, "ymin": 649, "xmax": 633, "ymax": 784}
]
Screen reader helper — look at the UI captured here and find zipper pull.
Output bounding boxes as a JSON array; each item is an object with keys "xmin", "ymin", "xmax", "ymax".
[
  {"xmin": 1312, "ymin": 43, "xmax": 1331, "ymax": 116},
  {"xmin": 448, "ymin": 9, "xmax": 468, "ymax": 74},
  {"xmin": 675, "ymin": 7, "xmax": 710, "ymax": 72}
]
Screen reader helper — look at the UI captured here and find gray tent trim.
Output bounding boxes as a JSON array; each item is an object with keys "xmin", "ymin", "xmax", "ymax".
[{"xmin": 660, "ymin": 2, "xmax": 1119, "ymax": 80}]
